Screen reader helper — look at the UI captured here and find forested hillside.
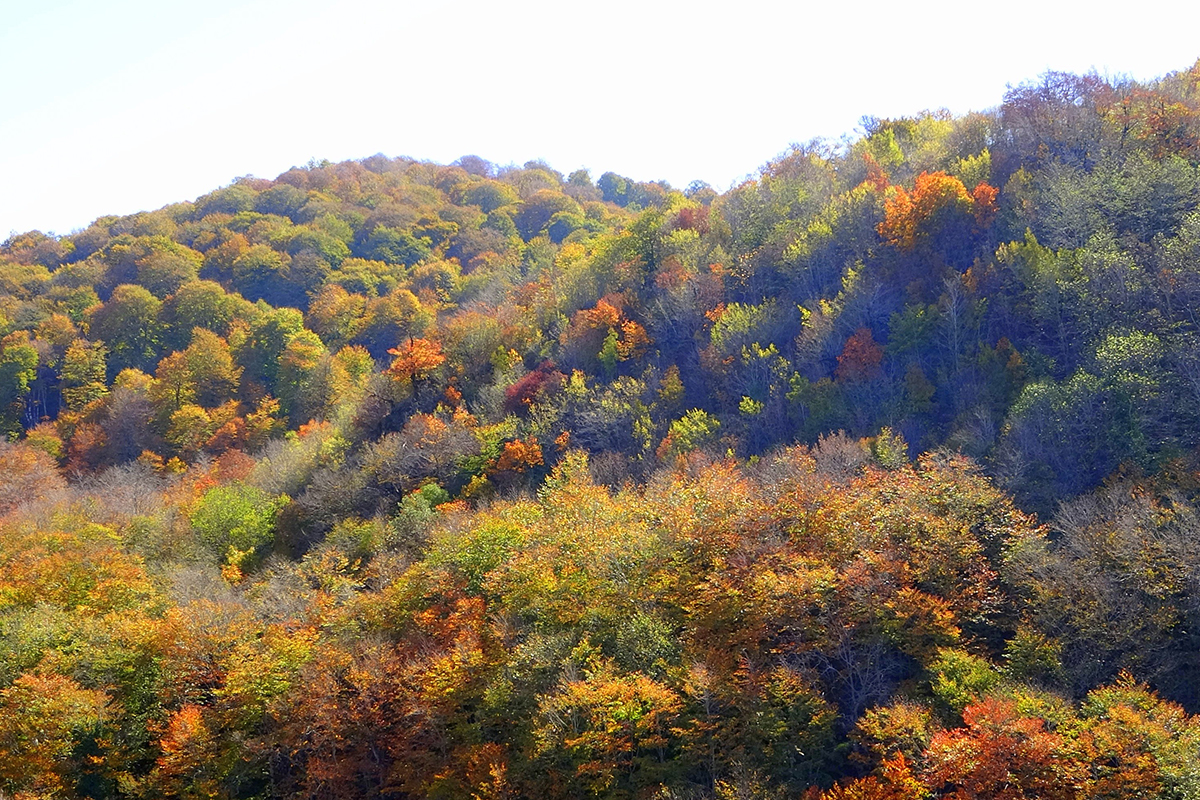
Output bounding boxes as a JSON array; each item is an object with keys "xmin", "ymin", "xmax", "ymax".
[{"xmin": 4, "ymin": 62, "xmax": 1200, "ymax": 799}]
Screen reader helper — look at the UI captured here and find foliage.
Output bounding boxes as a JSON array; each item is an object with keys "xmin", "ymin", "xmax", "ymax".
[
  {"xmin": 3, "ymin": 59, "xmax": 1200, "ymax": 799},
  {"xmin": 189, "ymin": 481, "xmax": 287, "ymax": 566}
]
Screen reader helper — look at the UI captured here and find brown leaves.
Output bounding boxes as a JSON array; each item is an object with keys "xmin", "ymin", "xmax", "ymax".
[
  {"xmin": 835, "ymin": 327, "xmax": 884, "ymax": 383},
  {"xmin": 0, "ymin": 440, "xmax": 65, "ymax": 517}
]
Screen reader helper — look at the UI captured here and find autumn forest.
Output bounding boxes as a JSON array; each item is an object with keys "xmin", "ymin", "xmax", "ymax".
[{"xmin": 5, "ymin": 63, "xmax": 1200, "ymax": 799}]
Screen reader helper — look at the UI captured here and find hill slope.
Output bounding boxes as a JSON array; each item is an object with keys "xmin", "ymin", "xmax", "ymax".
[{"xmin": 3, "ymin": 62, "xmax": 1200, "ymax": 799}]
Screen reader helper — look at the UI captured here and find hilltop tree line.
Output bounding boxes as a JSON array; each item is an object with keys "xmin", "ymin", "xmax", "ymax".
[{"xmin": 3, "ymin": 61, "xmax": 1200, "ymax": 799}]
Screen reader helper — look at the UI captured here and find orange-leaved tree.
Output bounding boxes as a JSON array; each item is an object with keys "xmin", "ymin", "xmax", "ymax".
[
  {"xmin": 923, "ymin": 696, "xmax": 1076, "ymax": 800},
  {"xmin": 879, "ymin": 171, "xmax": 997, "ymax": 269},
  {"xmin": 387, "ymin": 337, "xmax": 446, "ymax": 385}
]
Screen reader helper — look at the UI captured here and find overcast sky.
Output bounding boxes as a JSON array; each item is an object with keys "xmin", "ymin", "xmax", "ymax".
[{"xmin": 3, "ymin": 0, "xmax": 1199, "ymax": 237}]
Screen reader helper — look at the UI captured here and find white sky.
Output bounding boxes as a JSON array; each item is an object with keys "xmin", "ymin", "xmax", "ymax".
[{"xmin": 2, "ymin": 0, "xmax": 1199, "ymax": 237}]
